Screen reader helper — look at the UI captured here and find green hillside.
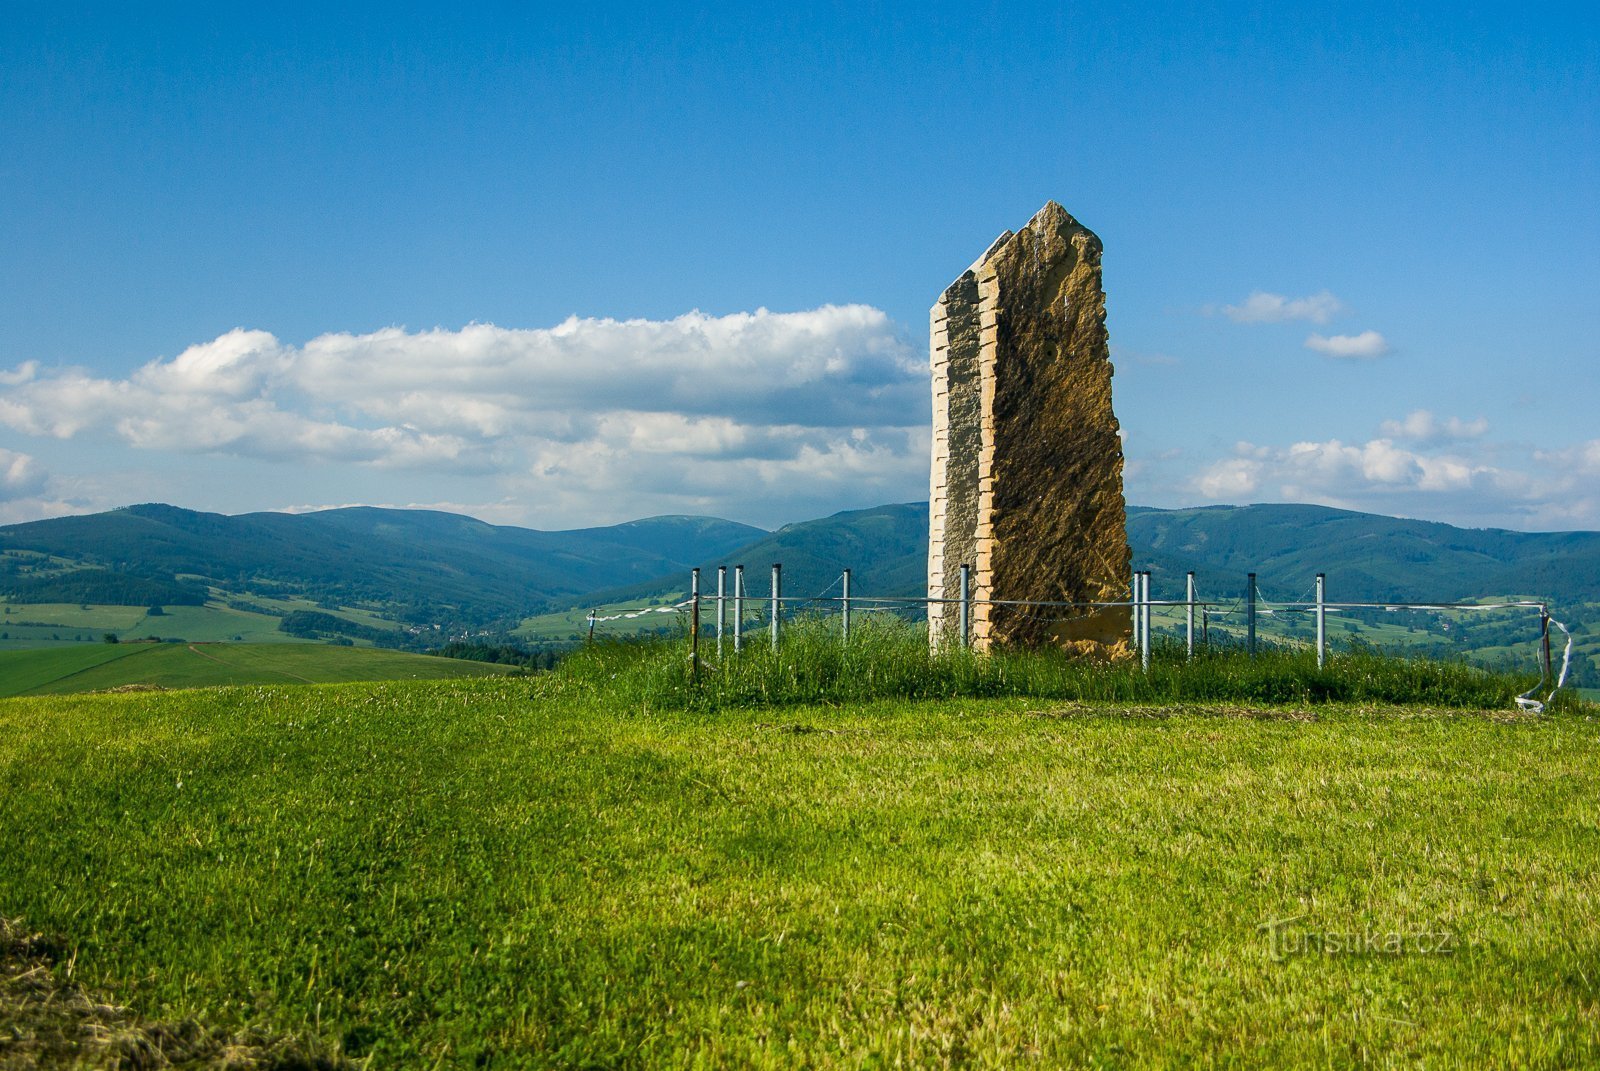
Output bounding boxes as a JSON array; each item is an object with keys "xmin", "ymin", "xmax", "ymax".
[
  {"xmin": 563, "ymin": 502, "xmax": 1600, "ymax": 610},
  {"xmin": 0, "ymin": 642, "xmax": 513, "ymax": 697},
  {"xmin": 565, "ymin": 502, "xmax": 927, "ymax": 607},
  {"xmin": 1126, "ymin": 503, "xmax": 1600, "ymax": 603},
  {"xmin": 5, "ymin": 500, "xmax": 1597, "ymax": 685},
  {"xmin": 0, "ymin": 503, "xmax": 765, "ymax": 621}
]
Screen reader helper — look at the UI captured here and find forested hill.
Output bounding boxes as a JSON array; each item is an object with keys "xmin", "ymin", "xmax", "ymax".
[
  {"xmin": 0, "ymin": 503, "xmax": 764, "ymax": 620},
  {"xmin": 1126, "ymin": 504, "xmax": 1600, "ymax": 604},
  {"xmin": 572, "ymin": 502, "xmax": 1600, "ymax": 609},
  {"xmin": 4, "ymin": 500, "xmax": 1598, "ymax": 625}
]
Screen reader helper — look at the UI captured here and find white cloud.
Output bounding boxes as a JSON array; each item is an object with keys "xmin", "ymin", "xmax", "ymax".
[
  {"xmin": 0, "ymin": 361, "xmax": 37, "ymax": 386},
  {"xmin": 1534, "ymin": 440, "xmax": 1600, "ymax": 476},
  {"xmin": 1185, "ymin": 431, "xmax": 1583, "ymax": 528},
  {"xmin": 0, "ymin": 306, "xmax": 927, "ymax": 525},
  {"xmin": 1200, "ymin": 436, "xmax": 1501, "ymax": 498},
  {"xmin": 1218, "ymin": 290, "xmax": 1345, "ymax": 325},
  {"xmin": 1379, "ymin": 409, "xmax": 1489, "ymax": 442},
  {"xmin": 0, "ymin": 497, "xmax": 87, "ymax": 526},
  {"xmin": 1196, "ymin": 458, "xmax": 1261, "ymax": 498},
  {"xmin": 1304, "ymin": 330, "xmax": 1390, "ymax": 359},
  {"xmin": 0, "ymin": 448, "xmax": 47, "ymax": 501},
  {"xmin": 0, "ymin": 449, "xmax": 90, "ymax": 525}
]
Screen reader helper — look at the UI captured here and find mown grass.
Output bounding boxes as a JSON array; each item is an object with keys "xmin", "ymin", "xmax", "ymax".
[
  {"xmin": 1, "ymin": 664, "xmax": 1597, "ymax": 1067},
  {"xmin": 559, "ymin": 614, "xmax": 1562, "ymax": 713},
  {"xmin": 0, "ymin": 642, "xmax": 145, "ymax": 695},
  {"xmin": 0, "ymin": 642, "xmax": 514, "ymax": 697}
]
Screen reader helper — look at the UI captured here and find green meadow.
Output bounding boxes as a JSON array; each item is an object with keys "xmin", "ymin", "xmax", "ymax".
[
  {"xmin": 2, "ymin": 630, "xmax": 1596, "ymax": 1068},
  {"xmin": 0, "ymin": 641, "xmax": 513, "ymax": 697},
  {"xmin": 0, "ymin": 593, "xmax": 407, "ymax": 651}
]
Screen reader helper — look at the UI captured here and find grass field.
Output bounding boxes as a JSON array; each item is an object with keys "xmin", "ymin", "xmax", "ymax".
[
  {"xmin": 514, "ymin": 594, "xmax": 691, "ymax": 643},
  {"xmin": 0, "ymin": 594, "xmax": 409, "ymax": 652},
  {"xmin": 1, "ymin": 642, "xmax": 1597, "ymax": 1067},
  {"xmin": 0, "ymin": 642, "xmax": 514, "ymax": 697}
]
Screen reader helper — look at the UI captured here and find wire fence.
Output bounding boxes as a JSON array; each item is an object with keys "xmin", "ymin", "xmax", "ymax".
[{"xmin": 581, "ymin": 564, "xmax": 1575, "ymax": 712}]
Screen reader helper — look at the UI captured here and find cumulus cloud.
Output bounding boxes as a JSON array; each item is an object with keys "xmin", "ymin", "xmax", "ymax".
[
  {"xmin": 0, "ymin": 306, "xmax": 928, "ymax": 524},
  {"xmin": 1182, "ymin": 424, "xmax": 1597, "ymax": 529},
  {"xmin": 0, "ymin": 362, "xmax": 37, "ymax": 386},
  {"xmin": 1379, "ymin": 410, "xmax": 1489, "ymax": 442},
  {"xmin": 1218, "ymin": 290, "xmax": 1345, "ymax": 325},
  {"xmin": 1197, "ymin": 437, "xmax": 1504, "ymax": 500},
  {"xmin": 0, "ymin": 448, "xmax": 47, "ymax": 501},
  {"xmin": 1304, "ymin": 330, "xmax": 1390, "ymax": 359},
  {"xmin": 0, "ymin": 448, "xmax": 89, "ymax": 525},
  {"xmin": 1534, "ymin": 440, "xmax": 1600, "ymax": 476}
]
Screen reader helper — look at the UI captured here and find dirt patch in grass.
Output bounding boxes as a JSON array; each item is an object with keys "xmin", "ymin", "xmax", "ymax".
[{"xmin": 0, "ymin": 918, "xmax": 346, "ymax": 1070}]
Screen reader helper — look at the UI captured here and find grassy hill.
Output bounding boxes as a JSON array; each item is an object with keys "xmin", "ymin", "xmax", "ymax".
[
  {"xmin": 5, "ymin": 500, "xmax": 1598, "ymax": 684},
  {"xmin": 557, "ymin": 501, "xmax": 1600, "ymax": 609},
  {"xmin": 1127, "ymin": 503, "xmax": 1600, "ymax": 603},
  {"xmin": 0, "ymin": 504, "xmax": 765, "ymax": 621},
  {"xmin": 0, "ymin": 642, "xmax": 513, "ymax": 697},
  {"xmin": 1, "ymin": 669, "xmax": 1594, "ymax": 1066}
]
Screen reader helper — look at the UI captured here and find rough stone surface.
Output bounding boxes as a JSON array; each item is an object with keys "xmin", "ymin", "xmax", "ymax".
[
  {"xmin": 927, "ymin": 231, "xmax": 1009, "ymax": 643},
  {"xmin": 928, "ymin": 202, "xmax": 1131, "ymax": 655}
]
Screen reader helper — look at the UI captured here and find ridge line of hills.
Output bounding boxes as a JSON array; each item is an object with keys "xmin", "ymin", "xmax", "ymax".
[{"xmin": 4, "ymin": 500, "xmax": 1600, "ymax": 621}]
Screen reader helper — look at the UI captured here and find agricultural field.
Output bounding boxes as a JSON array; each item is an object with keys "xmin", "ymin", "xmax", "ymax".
[
  {"xmin": 1, "ymin": 635, "xmax": 1596, "ymax": 1067},
  {"xmin": 514, "ymin": 594, "xmax": 692, "ymax": 643},
  {"xmin": 0, "ymin": 642, "xmax": 514, "ymax": 697},
  {"xmin": 0, "ymin": 592, "xmax": 410, "ymax": 652}
]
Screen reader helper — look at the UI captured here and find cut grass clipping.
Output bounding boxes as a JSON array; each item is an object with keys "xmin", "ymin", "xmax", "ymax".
[{"xmin": 1, "ymin": 631, "xmax": 1593, "ymax": 1066}]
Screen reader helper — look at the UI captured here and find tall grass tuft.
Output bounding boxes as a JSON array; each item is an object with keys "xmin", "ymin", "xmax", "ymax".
[{"xmin": 554, "ymin": 614, "xmax": 1566, "ymax": 712}]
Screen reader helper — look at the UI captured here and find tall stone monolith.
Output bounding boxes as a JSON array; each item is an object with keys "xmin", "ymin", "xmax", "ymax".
[{"xmin": 928, "ymin": 201, "xmax": 1131, "ymax": 655}]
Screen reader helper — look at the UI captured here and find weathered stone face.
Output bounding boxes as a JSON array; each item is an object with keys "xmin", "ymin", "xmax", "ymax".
[
  {"xmin": 928, "ymin": 202, "xmax": 1131, "ymax": 655},
  {"xmin": 927, "ymin": 231, "xmax": 1009, "ymax": 645}
]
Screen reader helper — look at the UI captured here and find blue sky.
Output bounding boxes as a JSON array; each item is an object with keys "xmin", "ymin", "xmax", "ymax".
[{"xmin": 1, "ymin": 2, "xmax": 1595, "ymax": 530}]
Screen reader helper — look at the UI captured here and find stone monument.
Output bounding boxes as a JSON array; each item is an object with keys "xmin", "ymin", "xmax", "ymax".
[{"xmin": 928, "ymin": 201, "xmax": 1131, "ymax": 655}]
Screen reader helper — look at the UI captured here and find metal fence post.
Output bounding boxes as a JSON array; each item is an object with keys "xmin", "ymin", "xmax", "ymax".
[
  {"xmin": 1131, "ymin": 571, "xmax": 1141, "ymax": 655},
  {"xmin": 716, "ymin": 565, "xmax": 726, "ymax": 659},
  {"xmin": 1246, "ymin": 573, "xmax": 1258, "ymax": 658},
  {"xmin": 959, "ymin": 563, "xmax": 971, "ymax": 650},
  {"xmin": 1146, "ymin": 572, "xmax": 1155, "ymax": 657},
  {"xmin": 1186, "ymin": 571, "xmax": 1196, "ymax": 661},
  {"xmin": 841, "ymin": 568, "xmax": 851, "ymax": 645},
  {"xmin": 770, "ymin": 563, "xmax": 782, "ymax": 651},
  {"xmin": 1315, "ymin": 572, "xmax": 1326, "ymax": 669},
  {"xmin": 733, "ymin": 565, "xmax": 744, "ymax": 654},
  {"xmin": 690, "ymin": 568, "xmax": 701, "ymax": 678},
  {"xmin": 1542, "ymin": 605, "xmax": 1553, "ymax": 683},
  {"xmin": 1140, "ymin": 572, "xmax": 1150, "ymax": 672}
]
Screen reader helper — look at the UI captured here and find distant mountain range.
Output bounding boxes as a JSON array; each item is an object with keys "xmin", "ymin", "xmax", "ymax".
[
  {"xmin": 4, "ymin": 501, "xmax": 1599, "ymax": 628},
  {"xmin": 0, "ymin": 503, "xmax": 762, "ymax": 622}
]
